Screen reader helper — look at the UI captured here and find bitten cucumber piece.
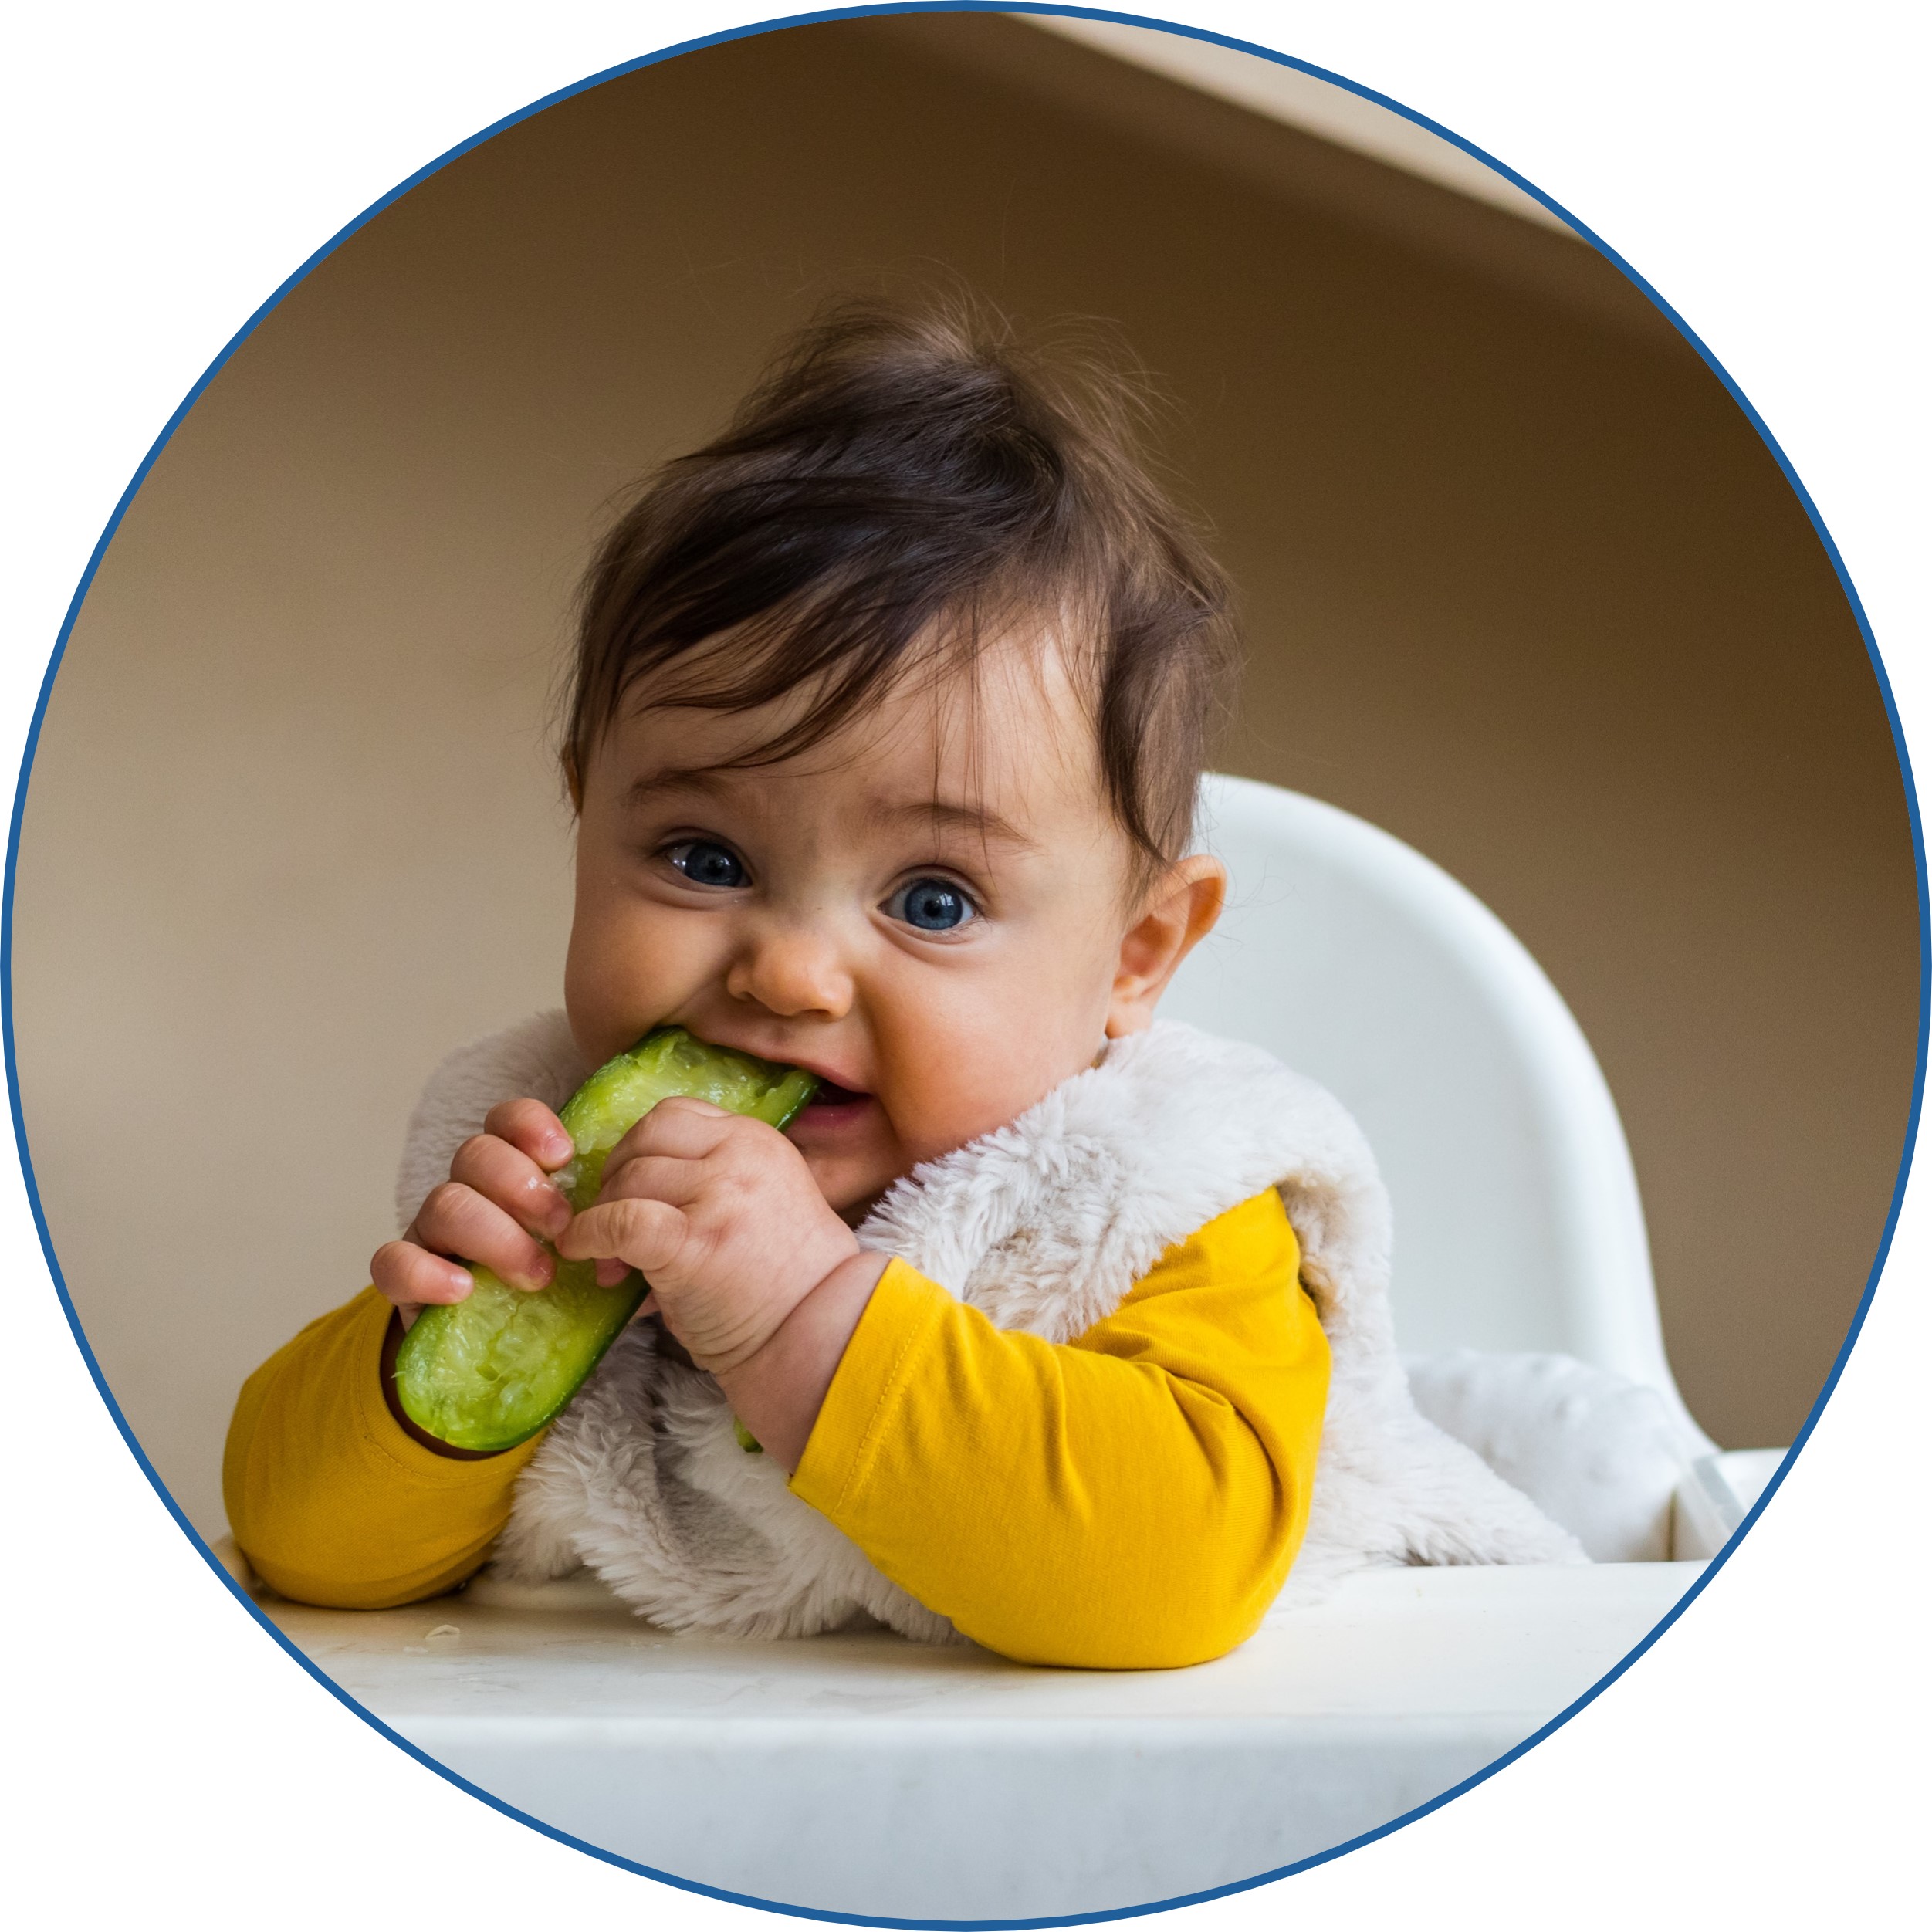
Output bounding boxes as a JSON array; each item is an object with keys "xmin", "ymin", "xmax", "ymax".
[{"xmin": 394, "ymin": 1027, "xmax": 818, "ymax": 1452}]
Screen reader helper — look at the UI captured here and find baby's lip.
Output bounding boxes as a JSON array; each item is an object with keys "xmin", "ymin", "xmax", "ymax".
[
  {"xmin": 678, "ymin": 1026, "xmax": 866, "ymax": 1098},
  {"xmin": 763, "ymin": 1047, "xmax": 868, "ymax": 1097}
]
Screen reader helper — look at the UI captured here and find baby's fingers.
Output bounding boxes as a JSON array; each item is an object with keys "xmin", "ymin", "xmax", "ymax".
[
  {"xmin": 450, "ymin": 1132, "xmax": 571, "ymax": 1241},
  {"xmin": 482, "ymin": 1098, "xmax": 575, "ymax": 1171},
  {"xmin": 414, "ymin": 1181, "xmax": 555, "ymax": 1291},
  {"xmin": 372, "ymin": 1239, "xmax": 474, "ymax": 1314},
  {"xmin": 607, "ymin": 1095, "xmax": 736, "ymax": 1166},
  {"xmin": 558, "ymin": 1196, "xmax": 689, "ymax": 1280}
]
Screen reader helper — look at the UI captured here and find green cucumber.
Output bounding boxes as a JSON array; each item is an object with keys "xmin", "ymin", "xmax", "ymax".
[{"xmin": 394, "ymin": 1027, "xmax": 818, "ymax": 1451}]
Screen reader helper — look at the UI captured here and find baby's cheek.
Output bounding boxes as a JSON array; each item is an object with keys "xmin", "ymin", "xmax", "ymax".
[
  {"xmin": 885, "ymin": 1018, "xmax": 1074, "ymax": 1166},
  {"xmin": 564, "ymin": 903, "xmax": 712, "ymax": 1062}
]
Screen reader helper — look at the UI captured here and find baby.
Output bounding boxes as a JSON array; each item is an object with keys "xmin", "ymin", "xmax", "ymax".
[{"xmin": 226, "ymin": 300, "xmax": 1575, "ymax": 1667}]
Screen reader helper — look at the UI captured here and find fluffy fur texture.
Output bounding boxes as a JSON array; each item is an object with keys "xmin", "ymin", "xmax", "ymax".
[{"xmin": 399, "ymin": 1013, "xmax": 1583, "ymax": 1643}]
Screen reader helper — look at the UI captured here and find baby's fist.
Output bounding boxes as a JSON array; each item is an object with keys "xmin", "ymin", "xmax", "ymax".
[{"xmin": 557, "ymin": 1097, "xmax": 857, "ymax": 1374}]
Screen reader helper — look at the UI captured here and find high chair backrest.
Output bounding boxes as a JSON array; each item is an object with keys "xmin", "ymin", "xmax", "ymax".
[{"xmin": 1166, "ymin": 774, "xmax": 1709, "ymax": 1445}]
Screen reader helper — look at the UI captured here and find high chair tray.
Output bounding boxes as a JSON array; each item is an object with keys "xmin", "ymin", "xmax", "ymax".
[{"xmin": 261, "ymin": 1559, "xmax": 1703, "ymax": 1919}]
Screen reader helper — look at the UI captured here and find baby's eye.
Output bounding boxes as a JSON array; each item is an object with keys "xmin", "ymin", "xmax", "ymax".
[
  {"xmin": 885, "ymin": 876, "xmax": 978, "ymax": 933},
  {"xmin": 665, "ymin": 840, "xmax": 747, "ymax": 889}
]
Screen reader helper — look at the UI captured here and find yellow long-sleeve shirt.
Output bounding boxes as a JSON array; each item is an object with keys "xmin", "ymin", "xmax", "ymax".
[{"xmin": 225, "ymin": 1189, "xmax": 1328, "ymax": 1668}]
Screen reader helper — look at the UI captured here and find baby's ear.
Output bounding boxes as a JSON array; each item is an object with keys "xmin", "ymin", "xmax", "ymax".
[{"xmin": 1105, "ymin": 855, "xmax": 1227, "ymax": 1038}]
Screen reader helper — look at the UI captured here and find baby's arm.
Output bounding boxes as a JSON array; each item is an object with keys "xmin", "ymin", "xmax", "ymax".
[
  {"xmin": 223, "ymin": 1100, "xmax": 576, "ymax": 1603},
  {"xmin": 560, "ymin": 1113, "xmax": 1328, "ymax": 1669},
  {"xmin": 787, "ymin": 1196, "xmax": 1330, "ymax": 1669},
  {"xmin": 223, "ymin": 1288, "xmax": 548, "ymax": 1605}
]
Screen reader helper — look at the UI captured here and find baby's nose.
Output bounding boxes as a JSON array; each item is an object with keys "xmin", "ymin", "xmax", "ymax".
[{"xmin": 725, "ymin": 919, "xmax": 854, "ymax": 1020}]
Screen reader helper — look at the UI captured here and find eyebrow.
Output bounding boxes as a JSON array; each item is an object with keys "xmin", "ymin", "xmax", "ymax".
[
  {"xmin": 621, "ymin": 767, "xmax": 733, "ymax": 811},
  {"xmin": 621, "ymin": 767, "xmax": 1038, "ymax": 852},
  {"xmin": 869, "ymin": 796, "xmax": 1040, "ymax": 853}
]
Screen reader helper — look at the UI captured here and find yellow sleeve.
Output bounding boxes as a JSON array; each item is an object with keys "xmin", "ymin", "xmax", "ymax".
[
  {"xmin": 790, "ymin": 1189, "xmax": 1328, "ymax": 1669},
  {"xmin": 222, "ymin": 1287, "xmax": 544, "ymax": 1609}
]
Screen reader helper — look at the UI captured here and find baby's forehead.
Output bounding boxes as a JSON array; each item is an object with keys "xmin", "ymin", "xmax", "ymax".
[{"xmin": 605, "ymin": 640, "xmax": 1115, "ymax": 841}]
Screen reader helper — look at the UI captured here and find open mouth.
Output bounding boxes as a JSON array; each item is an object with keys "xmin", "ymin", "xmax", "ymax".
[{"xmin": 802, "ymin": 1080, "xmax": 870, "ymax": 1111}]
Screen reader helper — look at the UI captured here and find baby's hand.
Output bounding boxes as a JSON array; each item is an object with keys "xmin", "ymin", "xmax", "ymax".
[
  {"xmin": 557, "ymin": 1098, "xmax": 860, "ymax": 1375},
  {"xmin": 372, "ymin": 1099, "xmax": 576, "ymax": 1331}
]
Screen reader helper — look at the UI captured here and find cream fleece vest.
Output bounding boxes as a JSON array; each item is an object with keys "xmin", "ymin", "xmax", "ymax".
[{"xmin": 394, "ymin": 1013, "xmax": 1584, "ymax": 1642}]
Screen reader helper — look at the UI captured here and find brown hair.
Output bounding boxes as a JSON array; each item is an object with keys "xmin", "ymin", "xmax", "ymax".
[{"xmin": 564, "ymin": 296, "xmax": 1238, "ymax": 874}]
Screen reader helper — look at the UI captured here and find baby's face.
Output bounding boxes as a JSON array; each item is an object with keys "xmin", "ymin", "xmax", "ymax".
[{"xmin": 565, "ymin": 638, "xmax": 1221, "ymax": 1218}]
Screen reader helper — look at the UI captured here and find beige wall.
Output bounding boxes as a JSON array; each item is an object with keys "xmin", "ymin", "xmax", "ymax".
[{"xmin": 12, "ymin": 18, "xmax": 1916, "ymax": 1538}]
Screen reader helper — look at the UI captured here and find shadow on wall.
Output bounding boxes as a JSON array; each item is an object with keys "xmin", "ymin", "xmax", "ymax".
[{"xmin": 10, "ymin": 14, "xmax": 1916, "ymax": 1538}]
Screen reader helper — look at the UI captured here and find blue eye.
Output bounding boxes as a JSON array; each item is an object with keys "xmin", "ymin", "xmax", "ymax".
[
  {"xmin": 666, "ymin": 841, "xmax": 746, "ymax": 888},
  {"xmin": 888, "ymin": 876, "xmax": 976, "ymax": 932}
]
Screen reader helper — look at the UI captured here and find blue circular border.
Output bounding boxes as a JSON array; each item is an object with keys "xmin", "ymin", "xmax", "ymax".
[{"xmin": 7, "ymin": 6, "xmax": 1925, "ymax": 1925}]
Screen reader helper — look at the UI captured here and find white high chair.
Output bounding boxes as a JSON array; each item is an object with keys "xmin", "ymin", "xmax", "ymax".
[
  {"xmin": 242, "ymin": 777, "xmax": 1771, "ymax": 1918},
  {"xmin": 1171, "ymin": 777, "xmax": 1775, "ymax": 1566},
  {"xmin": 1176, "ymin": 774, "xmax": 1686, "ymax": 1404}
]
